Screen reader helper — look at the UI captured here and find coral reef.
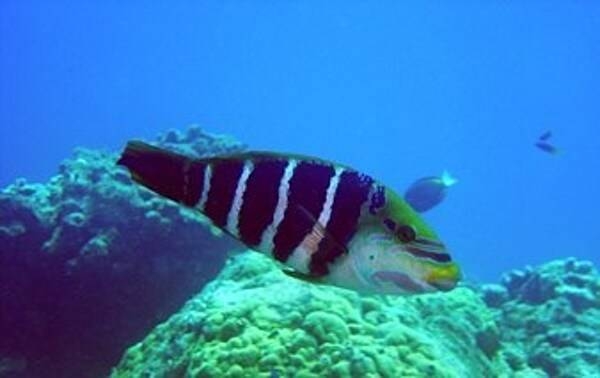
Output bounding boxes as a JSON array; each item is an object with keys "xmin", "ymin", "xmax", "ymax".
[
  {"xmin": 2, "ymin": 125, "xmax": 598, "ymax": 378},
  {"xmin": 113, "ymin": 253, "xmax": 599, "ymax": 378},
  {"xmin": 154, "ymin": 125, "xmax": 245, "ymax": 158},
  {"xmin": 482, "ymin": 258, "xmax": 600, "ymax": 377},
  {"xmin": 0, "ymin": 126, "xmax": 243, "ymax": 378},
  {"xmin": 112, "ymin": 252, "xmax": 509, "ymax": 377}
]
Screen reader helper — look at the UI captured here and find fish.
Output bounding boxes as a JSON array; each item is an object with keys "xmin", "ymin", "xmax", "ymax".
[
  {"xmin": 534, "ymin": 141, "xmax": 559, "ymax": 155},
  {"xmin": 117, "ymin": 141, "xmax": 460, "ymax": 295},
  {"xmin": 538, "ymin": 130, "xmax": 552, "ymax": 141},
  {"xmin": 404, "ymin": 171, "xmax": 457, "ymax": 213},
  {"xmin": 535, "ymin": 130, "xmax": 560, "ymax": 155}
]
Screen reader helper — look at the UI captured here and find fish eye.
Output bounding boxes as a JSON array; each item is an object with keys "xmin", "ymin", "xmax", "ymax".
[{"xmin": 396, "ymin": 224, "xmax": 416, "ymax": 243}]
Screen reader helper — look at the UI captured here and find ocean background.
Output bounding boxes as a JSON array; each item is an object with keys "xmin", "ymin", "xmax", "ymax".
[{"xmin": 1, "ymin": 1, "xmax": 599, "ymax": 283}]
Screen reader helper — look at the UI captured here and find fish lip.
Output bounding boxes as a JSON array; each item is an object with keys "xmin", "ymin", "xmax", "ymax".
[
  {"xmin": 424, "ymin": 261, "xmax": 461, "ymax": 292},
  {"xmin": 372, "ymin": 270, "xmax": 429, "ymax": 293},
  {"xmin": 427, "ymin": 278, "xmax": 457, "ymax": 292}
]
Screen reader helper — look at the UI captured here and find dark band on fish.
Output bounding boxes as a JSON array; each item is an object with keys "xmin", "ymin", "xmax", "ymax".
[
  {"xmin": 117, "ymin": 141, "xmax": 205, "ymax": 206},
  {"xmin": 238, "ymin": 159, "xmax": 288, "ymax": 246},
  {"xmin": 413, "ymin": 238, "xmax": 447, "ymax": 254},
  {"xmin": 414, "ymin": 237, "xmax": 445, "ymax": 248},
  {"xmin": 272, "ymin": 162, "xmax": 335, "ymax": 262},
  {"xmin": 405, "ymin": 246, "xmax": 452, "ymax": 263},
  {"xmin": 309, "ymin": 170, "xmax": 373, "ymax": 276},
  {"xmin": 203, "ymin": 160, "xmax": 245, "ymax": 228}
]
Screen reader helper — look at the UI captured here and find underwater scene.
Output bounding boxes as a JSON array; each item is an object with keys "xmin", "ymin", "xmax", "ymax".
[{"xmin": 1, "ymin": 2, "xmax": 599, "ymax": 378}]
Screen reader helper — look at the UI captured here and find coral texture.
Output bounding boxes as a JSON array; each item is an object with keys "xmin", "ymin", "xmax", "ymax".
[
  {"xmin": 112, "ymin": 253, "xmax": 509, "ymax": 377},
  {"xmin": 482, "ymin": 258, "xmax": 600, "ymax": 377},
  {"xmin": 114, "ymin": 253, "xmax": 599, "ymax": 378},
  {"xmin": 0, "ymin": 126, "xmax": 242, "ymax": 378}
]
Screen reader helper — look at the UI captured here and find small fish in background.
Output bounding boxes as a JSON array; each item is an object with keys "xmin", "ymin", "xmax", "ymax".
[
  {"xmin": 118, "ymin": 141, "xmax": 461, "ymax": 295},
  {"xmin": 535, "ymin": 130, "xmax": 560, "ymax": 155},
  {"xmin": 538, "ymin": 130, "xmax": 552, "ymax": 141},
  {"xmin": 404, "ymin": 171, "xmax": 458, "ymax": 213}
]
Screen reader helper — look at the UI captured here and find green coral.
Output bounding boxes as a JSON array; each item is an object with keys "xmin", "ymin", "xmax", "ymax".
[
  {"xmin": 112, "ymin": 252, "xmax": 510, "ymax": 377},
  {"xmin": 303, "ymin": 311, "xmax": 349, "ymax": 343},
  {"xmin": 112, "ymin": 253, "xmax": 600, "ymax": 378}
]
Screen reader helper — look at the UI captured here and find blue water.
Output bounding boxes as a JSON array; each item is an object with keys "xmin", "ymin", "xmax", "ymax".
[{"xmin": 1, "ymin": 1, "xmax": 599, "ymax": 281}]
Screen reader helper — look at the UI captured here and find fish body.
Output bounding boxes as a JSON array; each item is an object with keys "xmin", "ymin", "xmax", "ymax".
[
  {"xmin": 118, "ymin": 141, "xmax": 460, "ymax": 295},
  {"xmin": 404, "ymin": 171, "xmax": 457, "ymax": 213},
  {"xmin": 535, "ymin": 130, "xmax": 560, "ymax": 155},
  {"xmin": 538, "ymin": 130, "xmax": 552, "ymax": 141},
  {"xmin": 535, "ymin": 141, "xmax": 559, "ymax": 154}
]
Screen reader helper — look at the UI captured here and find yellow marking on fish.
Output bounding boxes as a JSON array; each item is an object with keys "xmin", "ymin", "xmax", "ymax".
[{"xmin": 426, "ymin": 263, "xmax": 461, "ymax": 283}]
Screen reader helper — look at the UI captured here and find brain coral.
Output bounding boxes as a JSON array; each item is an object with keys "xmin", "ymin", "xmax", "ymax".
[{"xmin": 113, "ymin": 252, "xmax": 514, "ymax": 378}]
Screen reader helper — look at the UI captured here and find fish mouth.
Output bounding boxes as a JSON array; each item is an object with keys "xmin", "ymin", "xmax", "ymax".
[
  {"xmin": 427, "ymin": 278, "xmax": 457, "ymax": 292},
  {"xmin": 372, "ymin": 260, "xmax": 461, "ymax": 293},
  {"xmin": 424, "ymin": 262, "xmax": 461, "ymax": 292},
  {"xmin": 372, "ymin": 271, "xmax": 429, "ymax": 293},
  {"xmin": 402, "ymin": 238, "xmax": 460, "ymax": 292}
]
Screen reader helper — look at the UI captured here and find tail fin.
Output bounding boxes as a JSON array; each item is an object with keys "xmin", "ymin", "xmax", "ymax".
[
  {"xmin": 440, "ymin": 171, "xmax": 458, "ymax": 187},
  {"xmin": 117, "ymin": 141, "xmax": 202, "ymax": 206}
]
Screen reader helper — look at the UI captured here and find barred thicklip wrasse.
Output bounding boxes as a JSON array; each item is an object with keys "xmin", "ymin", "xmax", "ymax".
[{"xmin": 117, "ymin": 141, "xmax": 461, "ymax": 295}]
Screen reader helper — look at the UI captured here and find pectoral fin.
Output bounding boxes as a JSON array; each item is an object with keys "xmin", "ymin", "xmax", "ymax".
[{"xmin": 296, "ymin": 204, "xmax": 347, "ymax": 254}]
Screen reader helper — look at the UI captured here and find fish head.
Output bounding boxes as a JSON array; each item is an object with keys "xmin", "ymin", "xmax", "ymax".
[{"xmin": 335, "ymin": 188, "xmax": 461, "ymax": 295}]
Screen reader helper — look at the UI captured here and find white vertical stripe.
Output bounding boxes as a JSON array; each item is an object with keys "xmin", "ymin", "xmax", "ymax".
[
  {"xmin": 315, "ymin": 166, "xmax": 344, "ymax": 232},
  {"xmin": 196, "ymin": 164, "xmax": 212, "ymax": 211},
  {"xmin": 287, "ymin": 166, "xmax": 344, "ymax": 272},
  {"xmin": 225, "ymin": 161, "xmax": 254, "ymax": 237},
  {"xmin": 258, "ymin": 159, "xmax": 297, "ymax": 255}
]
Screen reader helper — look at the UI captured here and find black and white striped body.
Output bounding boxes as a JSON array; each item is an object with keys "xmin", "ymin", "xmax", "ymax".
[
  {"xmin": 118, "ymin": 141, "xmax": 461, "ymax": 294},
  {"xmin": 190, "ymin": 154, "xmax": 382, "ymax": 276}
]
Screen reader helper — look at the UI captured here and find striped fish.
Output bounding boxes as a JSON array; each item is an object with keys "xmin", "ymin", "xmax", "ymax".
[{"xmin": 117, "ymin": 141, "xmax": 461, "ymax": 295}]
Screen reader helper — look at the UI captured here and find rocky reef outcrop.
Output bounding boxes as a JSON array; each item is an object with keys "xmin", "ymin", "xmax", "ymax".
[
  {"xmin": 112, "ymin": 252, "xmax": 599, "ymax": 378},
  {"xmin": 482, "ymin": 258, "xmax": 600, "ymax": 377},
  {"xmin": 0, "ymin": 126, "xmax": 243, "ymax": 378}
]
